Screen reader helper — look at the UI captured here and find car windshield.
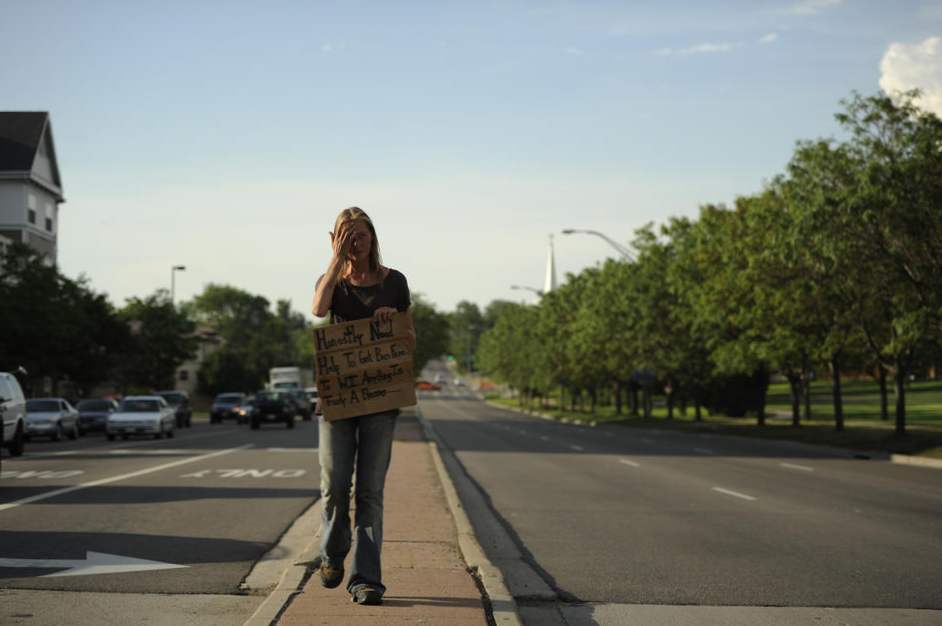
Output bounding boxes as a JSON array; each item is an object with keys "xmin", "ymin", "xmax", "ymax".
[
  {"xmin": 256, "ymin": 392, "xmax": 279, "ymax": 401},
  {"xmin": 78, "ymin": 400, "xmax": 112, "ymax": 411},
  {"xmin": 157, "ymin": 393, "xmax": 184, "ymax": 406},
  {"xmin": 215, "ymin": 394, "xmax": 242, "ymax": 403},
  {"xmin": 120, "ymin": 399, "xmax": 161, "ymax": 412},
  {"xmin": 26, "ymin": 400, "xmax": 60, "ymax": 412}
]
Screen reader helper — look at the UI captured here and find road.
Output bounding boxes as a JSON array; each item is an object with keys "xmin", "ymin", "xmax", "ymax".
[
  {"xmin": 419, "ymin": 372, "xmax": 942, "ymax": 623},
  {"xmin": 0, "ymin": 417, "xmax": 320, "ymax": 624}
]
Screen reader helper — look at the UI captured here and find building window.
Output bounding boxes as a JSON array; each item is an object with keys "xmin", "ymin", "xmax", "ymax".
[
  {"xmin": 179, "ymin": 370, "xmax": 189, "ymax": 381},
  {"xmin": 46, "ymin": 217, "xmax": 53, "ymax": 232},
  {"xmin": 28, "ymin": 209, "xmax": 36, "ymax": 224}
]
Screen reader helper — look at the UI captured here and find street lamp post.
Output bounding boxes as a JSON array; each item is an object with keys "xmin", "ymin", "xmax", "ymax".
[
  {"xmin": 171, "ymin": 265, "xmax": 186, "ymax": 305},
  {"xmin": 561, "ymin": 228, "xmax": 635, "ymax": 261},
  {"xmin": 510, "ymin": 284, "xmax": 543, "ymax": 297}
]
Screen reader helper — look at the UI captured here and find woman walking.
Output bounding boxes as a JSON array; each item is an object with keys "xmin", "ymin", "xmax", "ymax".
[{"xmin": 311, "ymin": 207, "xmax": 413, "ymax": 605}]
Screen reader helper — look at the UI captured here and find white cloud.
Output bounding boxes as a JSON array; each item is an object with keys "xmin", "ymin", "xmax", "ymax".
[
  {"xmin": 785, "ymin": 0, "xmax": 843, "ymax": 16},
  {"xmin": 656, "ymin": 42, "xmax": 742, "ymax": 56},
  {"xmin": 759, "ymin": 32, "xmax": 779, "ymax": 44},
  {"xmin": 879, "ymin": 36, "xmax": 942, "ymax": 117}
]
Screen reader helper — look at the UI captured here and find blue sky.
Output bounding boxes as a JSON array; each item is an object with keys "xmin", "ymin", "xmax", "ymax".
[{"xmin": 2, "ymin": 1, "xmax": 940, "ymax": 314}]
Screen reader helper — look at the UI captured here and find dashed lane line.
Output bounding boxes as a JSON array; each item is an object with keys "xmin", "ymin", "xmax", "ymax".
[
  {"xmin": 618, "ymin": 459, "xmax": 641, "ymax": 468},
  {"xmin": 569, "ymin": 445, "xmax": 585, "ymax": 452},
  {"xmin": 780, "ymin": 462, "xmax": 814, "ymax": 472},
  {"xmin": 0, "ymin": 444, "xmax": 252, "ymax": 512},
  {"xmin": 712, "ymin": 487, "xmax": 757, "ymax": 501}
]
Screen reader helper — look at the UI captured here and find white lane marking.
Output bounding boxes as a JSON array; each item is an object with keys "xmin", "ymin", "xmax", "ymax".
[
  {"xmin": 569, "ymin": 445, "xmax": 584, "ymax": 452},
  {"xmin": 107, "ymin": 449, "xmax": 189, "ymax": 455},
  {"xmin": 539, "ymin": 436, "xmax": 550, "ymax": 442},
  {"xmin": 712, "ymin": 487, "xmax": 757, "ymax": 501},
  {"xmin": 780, "ymin": 462, "xmax": 814, "ymax": 472},
  {"xmin": 1, "ymin": 470, "xmax": 84, "ymax": 479},
  {"xmin": 517, "ymin": 430, "xmax": 528, "ymax": 435},
  {"xmin": 0, "ymin": 444, "xmax": 252, "ymax": 512},
  {"xmin": 618, "ymin": 459, "xmax": 640, "ymax": 468},
  {"xmin": 17, "ymin": 428, "xmax": 242, "ymax": 459},
  {"xmin": 693, "ymin": 447, "xmax": 715, "ymax": 455},
  {"xmin": 0, "ymin": 551, "xmax": 187, "ymax": 578},
  {"xmin": 266, "ymin": 448, "xmax": 317, "ymax": 453}
]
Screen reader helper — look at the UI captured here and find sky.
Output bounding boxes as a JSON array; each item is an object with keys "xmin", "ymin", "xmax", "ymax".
[{"xmin": 2, "ymin": 0, "xmax": 940, "ymax": 315}]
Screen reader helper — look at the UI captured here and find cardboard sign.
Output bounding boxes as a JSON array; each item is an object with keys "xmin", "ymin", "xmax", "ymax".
[{"xmin": 314, "ymin": 312, "xmax": 416, "ymax": 421}]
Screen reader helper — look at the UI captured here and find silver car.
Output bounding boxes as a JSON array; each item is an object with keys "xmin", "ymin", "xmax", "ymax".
[
  {"xmin": 107, "ymin": 396, "xmax": 176, "ymax": 441},
  {"xmin": 25, "ymin": 398, "xmax": 80, "ymax": 441}
]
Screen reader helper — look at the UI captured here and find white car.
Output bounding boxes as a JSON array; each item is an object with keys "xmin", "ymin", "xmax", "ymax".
[
  {"xmin": 107, "ymin": 396, "xmax": 176, "ymax": 441},
  {"xmin": 25, "ymin": 398, "xmax": 80, "ymax": 441},
  {"xmin": 1, "ymin": 372, "xmax": 27, "ymax": 458}
]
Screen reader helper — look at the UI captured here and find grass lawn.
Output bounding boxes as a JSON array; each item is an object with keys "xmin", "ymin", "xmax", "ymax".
[{"xmin": 485, "ymin": 379, "xmax": 942, "ymax": 459}]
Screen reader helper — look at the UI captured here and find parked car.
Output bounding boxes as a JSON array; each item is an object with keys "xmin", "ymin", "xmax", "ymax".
[
  {"xmin": 107, "ymin": 396, "xmax": 176, "ymax": 440},
  {"xmin": 250, "ymin": 391, "xmax": 295, "ymax": 430},
  {"xmin": 25, "ymin": 398, "xmax": 80, "ymax": 441},
  {"xmin": 304, "ymin": 386, "xmax": 319, "ymax": 416},
  {"xmin": 415, "ymin": 380, "xmax": 441, "ymax": 391},
  {"xmin": 240, "ymin": 397, "xmax": 257, "ymax": 423},
  {"xmin": 76, "ymin": 398, "xmax": 119, "ymax": 434},
  {"xmin": 0, "ymin": 371, "xmax": 27, "ymax": 460},
  {"xmin": 154, "ymin": 390, "xmax": 192, "ymax": 428},
  {"xmin": 211, "ymin": 392, "xmax": 247, "ymax": 424}
]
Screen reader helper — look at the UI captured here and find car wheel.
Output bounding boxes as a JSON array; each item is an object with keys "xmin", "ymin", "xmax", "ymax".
[
  {"xmin": 8, "ymin": 424, "xmax": 25, "ymax": 456},
  {"xmin": 24, "ymin": 434, "xmax": 32, "ymax": 443},
  {"xmin": 107, "ymin": 433, "xmax": 116, "ymax": 441},
  {"xmin": 250, "ymin": 419, "xmax": 260, "ymax": 430},
  {"xmin": 52, "ymin": 423, "xmax": 63, "ymax": 442},
  {"xmin": 69, "ymin": 422, "xmax": 79, "ymax": 440},
  {"xmin": 287, "ymin": 418, "xmax": 295, "ymax": 429},
  {"xmin": 167, "ymin": 426, "xmax": 175, "ymax": 439},
  {"xmin": 121, "ymin": 434, "xmax": 129, "ymax": 441}
]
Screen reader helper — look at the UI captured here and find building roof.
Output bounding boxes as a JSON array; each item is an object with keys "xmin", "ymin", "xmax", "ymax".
[{"xmin": 0, "ymin": 112, "xmax": 49, "ymax": 172}]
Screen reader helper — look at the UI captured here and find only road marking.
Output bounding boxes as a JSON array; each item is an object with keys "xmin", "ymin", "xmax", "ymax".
[{"xmin": 712, "ymin": 487, "xmax": 757, "ymax": 501}]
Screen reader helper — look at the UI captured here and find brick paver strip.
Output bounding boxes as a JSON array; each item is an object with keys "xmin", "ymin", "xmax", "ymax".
[{"xmin": 279, "ymin": 415, "xmax": 488, "ymax": 625}]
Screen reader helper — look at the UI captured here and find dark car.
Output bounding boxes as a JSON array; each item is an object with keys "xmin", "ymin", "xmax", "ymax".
[
  {"xmin": 250, "ymin": 391, "xmax": 295, "ymax": 430},
  {"xmin": 154, "ymin": 390, "xmax": 192, "ymax": 428},
  {"xmin": 211, "ymin": 392, "xmax": 247, "ymax": 424},
  {"xmin": 76, "ymin": 398, "xmax": 119, "ymax": 434},
  {"xmin": 287, "ymin": 389, "xmax": 312, "ymax": 421}
]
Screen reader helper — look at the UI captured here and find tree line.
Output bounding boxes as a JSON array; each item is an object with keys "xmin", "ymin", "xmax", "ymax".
[
  {"xmin": 474, "ymin": 91, "xmax": 942, "ymax": 435},
  {"xmin": 0, "ymin": 245, "xmax": 450, "ymax": 398}
]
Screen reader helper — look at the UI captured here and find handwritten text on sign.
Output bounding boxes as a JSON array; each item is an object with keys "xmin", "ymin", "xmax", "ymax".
[{"xmin": 314, "ymin": 313, "xmax": 416, "ymax": 421}]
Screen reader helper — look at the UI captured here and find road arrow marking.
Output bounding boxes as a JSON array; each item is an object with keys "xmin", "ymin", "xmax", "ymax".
[{"xmin": 0, "ymin": 551, "xmax": 187, "ymax": 577}]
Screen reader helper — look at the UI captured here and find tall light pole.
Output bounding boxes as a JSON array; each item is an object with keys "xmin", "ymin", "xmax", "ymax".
[
  {"xmin": 561, "ymin": 228, "xmax": 635, "ymax": 261},
  {"xmin": 171, "ymin": 265, "xmax": 186, "ymax": 305}
]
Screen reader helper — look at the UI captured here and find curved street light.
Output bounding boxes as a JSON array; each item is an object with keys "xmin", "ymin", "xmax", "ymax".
[
  {"xmin": 171, "ymin": 265, "xmax": 186, "ymax": 305},
  {"xmin": 511, "ymin": 284, "xmax": 543, "ymax": 297},
  {"xmin": 561, "ymin": 228, "xmax": 635, "ymax": 261}
]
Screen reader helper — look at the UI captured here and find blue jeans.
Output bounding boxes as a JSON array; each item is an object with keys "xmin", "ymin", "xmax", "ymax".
[{"xmin": 318, "ymin": 410, "xmax": 397, "ymax": 594}]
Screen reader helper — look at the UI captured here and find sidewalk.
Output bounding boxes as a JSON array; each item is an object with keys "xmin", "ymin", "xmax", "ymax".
[{"xmin": 278, "ymin": 412, "xmax": 490, "ymax": 625}]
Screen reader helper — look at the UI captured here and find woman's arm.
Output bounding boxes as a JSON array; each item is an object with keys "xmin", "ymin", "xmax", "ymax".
[{"xmin": 312, "ymin": 225, "xmax": 352, "ymax": 318}]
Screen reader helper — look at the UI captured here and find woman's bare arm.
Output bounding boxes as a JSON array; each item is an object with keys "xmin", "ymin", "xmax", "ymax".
[{"xmin": 312, "ymin": 225, "xmax": 352, "ymax": 318}]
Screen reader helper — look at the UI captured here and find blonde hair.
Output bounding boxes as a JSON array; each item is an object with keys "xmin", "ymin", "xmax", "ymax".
[{"xmin": 334, "ymin": 207, "xmax": 382, "ymax": 274}]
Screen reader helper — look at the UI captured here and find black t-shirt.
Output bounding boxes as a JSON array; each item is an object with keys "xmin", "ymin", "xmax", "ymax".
[{"xmin": 323, "ymin": 268, "xmax": 411, "ymax": 323}]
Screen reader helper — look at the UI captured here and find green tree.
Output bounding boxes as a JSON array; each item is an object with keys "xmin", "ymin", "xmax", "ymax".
[
  {"xmin": 118, "ymin": 290, "xmax": 197, "ymax": 392},
  {"xmin": 448, "ymin": 301, "xmax": 484, "ymax": 372},
  {"xmin": 411, "ymin": 293, "xmax": 450, "ymax": 376}
]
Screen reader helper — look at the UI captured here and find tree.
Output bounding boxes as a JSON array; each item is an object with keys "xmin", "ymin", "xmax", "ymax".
[
  {"xmin": 411, "ymin": 294, "xmax": 450, "ymax": 376},
  {"xmin": 448, "ymin": 301, "xmax": 484, "ymax": 372},
  {"xmin": 118, "ymin": 290, "xmax": 197, "ymax": 392}
]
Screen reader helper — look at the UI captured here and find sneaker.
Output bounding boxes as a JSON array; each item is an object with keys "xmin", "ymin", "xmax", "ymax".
[
  {"xmin": 351, "ymin": 585, "xmax": 383, "ymax": 605},
  {"xmin": 304, "ymin": 555, "xmax": 344, "ymax": 589}
]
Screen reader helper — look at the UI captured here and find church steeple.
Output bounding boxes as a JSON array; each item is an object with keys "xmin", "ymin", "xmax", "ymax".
[{"xmin": 544, "ymin": 234, "xmax": 557, "ymax": 294}]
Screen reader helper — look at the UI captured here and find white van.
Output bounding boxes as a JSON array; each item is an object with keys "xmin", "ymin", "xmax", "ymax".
[{"xmin": 1, "ymin": 372, "xmax": 27, "ymax": 459}]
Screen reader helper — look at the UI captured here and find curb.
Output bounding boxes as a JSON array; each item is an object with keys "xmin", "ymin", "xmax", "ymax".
[
  {"xmin": 484, "ymin": 399, "xmax": 597, "ymax": 427},
  {"xmin": 890, "ymin": 454, "xmax": 942, "ymax": 470},
  {"xmin": 242, "ymin": 498, "xmax": 323, "ymax": 626},
  {"xmin": 415, "ymin": 405, "xmax": 529, "ymax": 626}
]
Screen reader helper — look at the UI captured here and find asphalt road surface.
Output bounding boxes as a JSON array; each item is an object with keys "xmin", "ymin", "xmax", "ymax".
[
  {"xmin": 0, "ymin": 416, "xmax": 320, "ymax": 623},
  {"xmin": 419, "ymin": 386, "xmax": 942, "ymax": 614}
]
